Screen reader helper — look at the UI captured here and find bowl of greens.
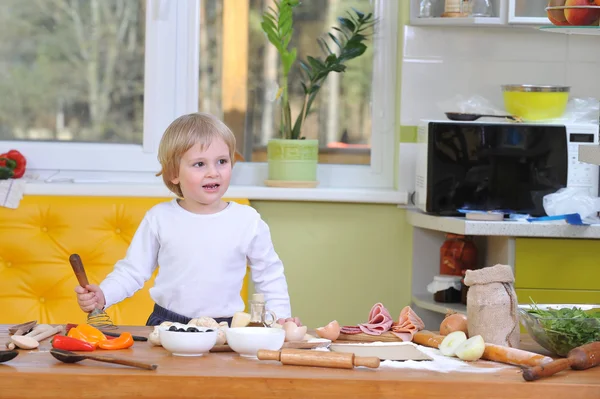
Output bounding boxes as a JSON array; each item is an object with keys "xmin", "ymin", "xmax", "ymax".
[{"xmin": 518, "ymin": 303, "xmax": 600, "ymax": 357}]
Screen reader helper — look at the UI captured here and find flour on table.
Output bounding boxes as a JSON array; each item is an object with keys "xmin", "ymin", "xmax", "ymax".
[
  {"xmin": 317, "ymin": 342, "xmax": 514, "ymax": 373},
  {"xmin": 379, "ymin": 345, "xmax": 513, "ymax": 373}
]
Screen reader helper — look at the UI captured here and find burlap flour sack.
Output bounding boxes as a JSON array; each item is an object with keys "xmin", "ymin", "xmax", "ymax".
[{"xmin": 464, "ymin": 264, "xmax": 520, "ymax": 347}]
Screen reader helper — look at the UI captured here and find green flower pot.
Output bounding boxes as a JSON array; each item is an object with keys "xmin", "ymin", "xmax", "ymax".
[{"xmin": 267, "ymin": 139, "xmax": 318, "ymax": 183}]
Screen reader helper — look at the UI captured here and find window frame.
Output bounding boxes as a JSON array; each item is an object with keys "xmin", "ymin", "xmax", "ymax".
[{"xmin": 0, "ymin": 0, "xmax": 399, "ymax": 190}]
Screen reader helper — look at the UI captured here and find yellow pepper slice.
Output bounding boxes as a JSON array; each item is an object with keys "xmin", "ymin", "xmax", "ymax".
[{"xmin": 67, "ymin": 324, "xmax": 106, "ymax": 347}]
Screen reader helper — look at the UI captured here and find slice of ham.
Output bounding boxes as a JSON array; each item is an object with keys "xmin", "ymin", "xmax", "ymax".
[
  {"xmin": 356, "ymin": 302, "xmax": 394, "ymax": 336},
  {"xmin": 391, "ymin": 306, "xmax": 425, "ymax": 342}
]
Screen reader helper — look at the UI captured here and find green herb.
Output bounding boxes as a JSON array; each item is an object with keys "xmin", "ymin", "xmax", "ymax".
[{"xmin": 526, "ymin": 299, "xmax": 600, "ymax": 356}]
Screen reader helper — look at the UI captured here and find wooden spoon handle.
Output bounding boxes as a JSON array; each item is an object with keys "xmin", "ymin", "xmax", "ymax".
[
  {"xmin": 69, "ymin": 254, "xmax": 89, "ymax": 287},
  {"xmin": 86, "ymin": 354, "xmax": 158, "ymax": 370},
  {"xmin": 522, "ymin": 358, "xmax": 571, "ymax": 381}
]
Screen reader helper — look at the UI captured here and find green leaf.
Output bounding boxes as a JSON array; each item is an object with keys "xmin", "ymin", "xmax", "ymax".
[
  {"xmin": 330, "ymin": 64, "xmax": 346, "ymax": 73},
  {"xmin": 328, "ymin": 33, "xmax": 342, "ymax": 49},
  {"xmin": 352, "ymin": 8, "xmax": 365, "ymax": 20},
  {"xmin": 261, "ymin": 18, "xmax": 278, "ymax": 36},
  {"xmin": 299, "ymin": 61, "xmax": 313, "ymax": 79},
  {"xmin": 307, "ymin": 56, "xmax": 325, "ymax": 71},
  {"xmin": 281, "ymin": 48, "xmax": 297, "ymax": 76},
  {"xmin": 332, "ymin": 27, "xmax": 350, "ymax": 41},
  {"xmin": 317, "ymin": 37, "xmax": 333, "ymax": 55},
  {"xmin": 337, "ymin": 17, "xmax": 356, "ymax": 32},
  {"xmin": 338, "ymin": 44, "xmax": 367, "ymax": 63},
  {"xmin": 324, "ymin": 53, "xmax": 337, "ymax": 65}
]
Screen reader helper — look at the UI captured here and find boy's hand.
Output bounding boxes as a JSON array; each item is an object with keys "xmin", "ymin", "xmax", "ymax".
[{"xmin": 74, "ymin": 284, "xmax": 106, "ymax": 313}]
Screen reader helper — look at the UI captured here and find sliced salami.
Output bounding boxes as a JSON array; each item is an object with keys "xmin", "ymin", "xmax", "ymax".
[{"xmin": 339, "ymin": 326, "xmax": 362, "ymax": 334}]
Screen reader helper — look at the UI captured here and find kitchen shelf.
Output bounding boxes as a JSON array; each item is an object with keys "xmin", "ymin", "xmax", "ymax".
[
  {"xmin": 538, "ymin": 26, "xmax": 600, "ymax": 35},
  {"xmin": 412, "ymin": 294, "xmax": 466, "ymax": 315},
  {"xmin": 410, "ymin": 17, "xmax": 504, "ymax": 27},
  {"xmin": 407, "ymin": 209, "xmax": 600, "ymax": 238}
]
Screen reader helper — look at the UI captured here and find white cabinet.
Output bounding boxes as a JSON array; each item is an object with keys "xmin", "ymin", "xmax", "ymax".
[
  {"xmin": 508, "ymin": 0, "xmax": 551, "ymax": 25},
  {"xmin": 409, "ymin": 0, "xmax": 550, "ymax": 27}
]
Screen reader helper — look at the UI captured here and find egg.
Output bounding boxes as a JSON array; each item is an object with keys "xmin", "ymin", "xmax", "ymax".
[
  {"xmin": 282, "ymin": 321, "xmax": 308, "ymax": 342},
  {"xmin": 315, "ymin": 320, "xmax": 341, "ymax": 341}
]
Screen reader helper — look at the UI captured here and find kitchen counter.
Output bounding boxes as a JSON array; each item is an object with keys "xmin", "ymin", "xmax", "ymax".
[
  {"xmin": 1, "ymin": 325, "xmax": 599, "ymax": 399},
  {"xmin": 407, "ymin": 209, "xmax": 600, "ymax": 238}
]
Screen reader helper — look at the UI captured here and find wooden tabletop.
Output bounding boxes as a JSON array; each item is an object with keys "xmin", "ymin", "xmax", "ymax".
[{"xmin": 1, "ymin": 325, "xmax": 599, "ymax": 399}]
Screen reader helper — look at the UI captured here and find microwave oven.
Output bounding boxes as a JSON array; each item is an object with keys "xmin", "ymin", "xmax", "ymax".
[{"xmin": 414, "ymin": 120, "xmax": 600, "ymax": 216}]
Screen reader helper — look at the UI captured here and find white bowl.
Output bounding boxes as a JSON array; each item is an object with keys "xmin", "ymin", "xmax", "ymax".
[
  {"xmin": 159, "ymin": 325, "xmax": 218, "ymax": 356},
  {"xmin": 225, "ymin": 327, "xmax": 285, "ymax": 358}
]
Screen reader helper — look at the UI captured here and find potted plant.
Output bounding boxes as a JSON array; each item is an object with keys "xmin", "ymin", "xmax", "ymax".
[{"xmin": 261, "ymin": 0, "xmax": 375, "ymax": 187}]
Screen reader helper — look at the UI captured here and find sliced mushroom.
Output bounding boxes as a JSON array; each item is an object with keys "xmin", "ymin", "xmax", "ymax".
[{"xmin": 11, "ymin": 335, "xmax": 39, "ymax": 350}]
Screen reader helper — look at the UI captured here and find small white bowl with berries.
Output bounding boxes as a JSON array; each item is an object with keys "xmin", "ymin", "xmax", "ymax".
[{"xmin": 159, "ymin": 322, "xmax": 218, "ymax": 356}]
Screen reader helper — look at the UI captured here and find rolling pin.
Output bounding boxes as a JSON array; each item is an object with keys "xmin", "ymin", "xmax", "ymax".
[
  {"xmin": 412, "ymin": 331, "xmax": 553, "ymax": 368},
  {"xmin": 522, "ymin": 342, "xmax": 600, "ymax": 381},
  {"xmin": 257, "ymin": 348, "xmax": 380, "ymax": 369}
]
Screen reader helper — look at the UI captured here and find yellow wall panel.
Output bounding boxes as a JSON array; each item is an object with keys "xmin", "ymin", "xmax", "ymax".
[{"xmin": 0, "ymin": 196, "xmax": 250, "ymax": 325}]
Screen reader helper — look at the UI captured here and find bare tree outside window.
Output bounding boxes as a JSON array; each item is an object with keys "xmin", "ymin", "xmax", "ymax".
[
  {"xmin": 199, "ymin": 0, "xmax": 374, "ymax": 165},
  {"xmin": 0, "ymin": 0, "xmax": 145, "ymax": 144}
]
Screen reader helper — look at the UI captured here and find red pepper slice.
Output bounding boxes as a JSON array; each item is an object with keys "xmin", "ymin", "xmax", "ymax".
[{"xmin": 51, "ymin": 335, "xmax": 95, "ymax": 352}]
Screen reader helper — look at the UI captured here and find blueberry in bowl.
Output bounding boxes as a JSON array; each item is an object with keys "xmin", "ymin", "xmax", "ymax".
[{"xmin": 159, "ymin": 323, "xmax": 218, "ymax": 356}]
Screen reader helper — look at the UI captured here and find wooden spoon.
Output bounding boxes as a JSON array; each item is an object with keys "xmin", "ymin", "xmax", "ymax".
[
  {"xmin": 50, "ymin": 348, "xmax": 158, "ymax": 370},
  {"xmin": 0, "ymin": 350, "xmax": 19, "ymax": 363},
  {"xmin": 8, "ymin": 320, "xmax": 36, "ymax": 335}
]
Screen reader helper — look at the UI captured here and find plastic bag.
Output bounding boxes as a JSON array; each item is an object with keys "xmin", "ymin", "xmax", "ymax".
[
  {"xmin": 549, "ymin": 97, "xmax": 600, "ymax": 125},
  {"xmin": 437, "ymin": 94, "xmax": 507, "ymax": 116},
  {"xmin": 543, "ymin": 187, "xmax": 600, "ymax": 222}
]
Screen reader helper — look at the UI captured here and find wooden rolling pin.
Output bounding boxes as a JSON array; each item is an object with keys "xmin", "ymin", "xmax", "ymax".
[
  {"xmin": 412, "ymin": 331, "xmax": 554, "ymax": 368},
  {"xmin": 257, "ymin": 348, "xmax": 380, "ymax": 369},
  {"xmin": 522, "ymin": 342, "xmax": 600, "ymax": 381}
]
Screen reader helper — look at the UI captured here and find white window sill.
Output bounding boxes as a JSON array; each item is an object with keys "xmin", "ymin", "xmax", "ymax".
[{"xmin": 18, "ymin": 170, "xmax": 408, "ymax": 205}]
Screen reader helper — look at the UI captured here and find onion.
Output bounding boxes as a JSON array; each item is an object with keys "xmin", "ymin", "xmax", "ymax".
[{"xmin": 439, "ymin": 310, "xmax": 468, "ymax": 336}]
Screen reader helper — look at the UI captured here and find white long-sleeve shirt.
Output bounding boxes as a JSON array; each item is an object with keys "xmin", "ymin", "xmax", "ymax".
[{"xmin": 99, "ymin": 200, "xmax": 292, "ymax": 319}]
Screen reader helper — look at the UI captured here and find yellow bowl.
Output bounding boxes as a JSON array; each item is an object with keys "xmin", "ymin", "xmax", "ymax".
[{"xmin": 502, "ymin": 84, "xmax": 570, "ymax": 121}]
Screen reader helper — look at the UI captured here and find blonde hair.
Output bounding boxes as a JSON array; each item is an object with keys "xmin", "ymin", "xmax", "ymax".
[{"xmin": 156, "ymin": 112, "xmax": 236, "ymax": 197}]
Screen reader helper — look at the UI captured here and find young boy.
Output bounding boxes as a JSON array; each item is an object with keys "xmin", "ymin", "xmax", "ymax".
[{"xmin": 75, "ymin": 112, "xmax": 298, "ymax": 326}]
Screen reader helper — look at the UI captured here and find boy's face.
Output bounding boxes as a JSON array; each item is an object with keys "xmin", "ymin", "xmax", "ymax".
[{"xmin": 171, "ymin": 137, "xmax": 232, "ymax": 213}]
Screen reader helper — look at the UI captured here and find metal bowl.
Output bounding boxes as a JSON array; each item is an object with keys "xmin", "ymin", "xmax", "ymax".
[
  {"xmin": 501, "ymin": 84, "xmax": 570, "ymax": 93},
  {"xmin": 501, "ymin": 85, "xmax": 570, "ymax": 120},
  {"xmin": 518, "ymin": 304, "xmax": 600, "ymax": 357}
]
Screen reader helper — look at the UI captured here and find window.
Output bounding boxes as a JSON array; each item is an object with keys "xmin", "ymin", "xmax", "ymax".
[
  {"xmin": 200, "ymin": 0, "xmax": 375, "ymax": 166},
  {"xmin": 0, "ymin": 0, "xmax": 397, "ymax": 189}
]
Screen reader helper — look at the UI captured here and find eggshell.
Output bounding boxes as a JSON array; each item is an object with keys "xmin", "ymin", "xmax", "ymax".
[
  {"xmin": 315, "ymin": 320, "xmax": 341, "ymax": 341},
  {"xmin": 282, "ymin": 321, "xmax": 308, "ymax": 342}
]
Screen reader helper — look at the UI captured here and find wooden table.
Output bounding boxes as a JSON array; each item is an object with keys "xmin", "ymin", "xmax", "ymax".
[{"xmin": 1, "ymin": 325, "xmax": 599, "ymax": 399}]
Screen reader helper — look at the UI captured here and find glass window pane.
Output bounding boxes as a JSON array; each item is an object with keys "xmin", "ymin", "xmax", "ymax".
[
  {"xmin": 199, "ymin": 0, "xmax": 374, "ymax": 165},
  {"xmin": 513, "ymin": 0, "xmax": 548, "ymax": 18},
  {"xmin": 0, "ymin": 0, "xmax": 145, "ymax": 144}
]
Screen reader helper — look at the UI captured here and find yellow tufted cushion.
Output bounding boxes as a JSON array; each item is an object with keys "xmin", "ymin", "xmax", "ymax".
[{"xmin": 0, "ymin": 196, "xmax": 250, "ymax": 326}]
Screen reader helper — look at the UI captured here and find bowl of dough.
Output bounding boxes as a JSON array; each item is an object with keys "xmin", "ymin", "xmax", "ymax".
[{"xmin": 225, "ymin": 327, "xmax": 286, "ymax": 358}]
